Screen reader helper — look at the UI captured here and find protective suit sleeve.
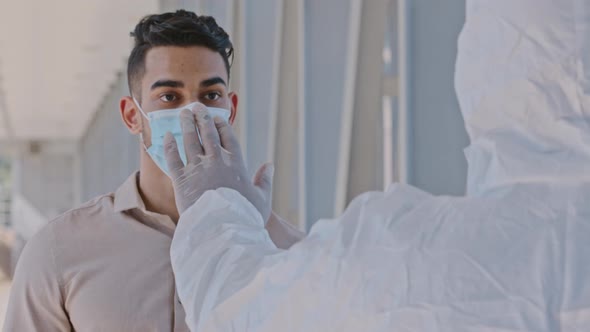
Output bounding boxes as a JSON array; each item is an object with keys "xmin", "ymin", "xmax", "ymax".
[
  {"xmin": 170, "ymin": 184, "xmax": 435, "ymax": 332},
  {"xmin": 170, "ymin": 188, "xmax": 294, "ymax": 332}
]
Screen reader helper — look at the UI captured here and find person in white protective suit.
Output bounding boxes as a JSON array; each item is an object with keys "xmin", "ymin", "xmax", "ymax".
[{"xmin": 164, "ymin": 0, "xmax": 590, "ymax": 331}]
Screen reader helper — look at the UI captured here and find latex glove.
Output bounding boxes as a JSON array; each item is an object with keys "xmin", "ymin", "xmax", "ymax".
[{"xmin": 163, "ymin": 104, "xmax": 274, "ymax": 221}]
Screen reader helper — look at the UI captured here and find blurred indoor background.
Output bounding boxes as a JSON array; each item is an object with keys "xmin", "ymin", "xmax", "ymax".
[{"xmin": 0, "ymin": 0, "xmax": 468, "ymax": 323}]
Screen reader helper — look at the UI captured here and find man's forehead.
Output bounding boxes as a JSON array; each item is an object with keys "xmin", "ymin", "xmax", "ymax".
[{"xmin": 143, "ymin": 46, "xmax": 228, "ymax": 83}]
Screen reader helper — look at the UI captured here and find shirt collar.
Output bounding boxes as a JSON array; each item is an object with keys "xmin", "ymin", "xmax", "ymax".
[{"xmin": 114, "ymin": 171, "xmax": 147, "ymax": 213}]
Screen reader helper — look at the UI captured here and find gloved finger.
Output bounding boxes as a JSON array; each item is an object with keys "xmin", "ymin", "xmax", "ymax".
[
  {"xmin": 253, "ymin": 162, "xmax": 274, "ymax": 197},
  {"xmin": 180, "ymin": 109, "xmax": 204, "ymax": 164},
  {"xmin": 194, "ymin": 106, "xmax": 221, "ymax": 157},
  {"xmin": 164, "ymin": 132, "xmax": 184, "ymax": 178},
  {"xmin": 214, "ymin": 116, "xmax": 243, "ymax": 161}
]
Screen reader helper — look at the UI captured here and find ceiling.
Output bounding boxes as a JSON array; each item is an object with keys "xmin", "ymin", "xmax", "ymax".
[{"xmin": 0, "ymin": 0, "xmax": 159, "ymax": 141}]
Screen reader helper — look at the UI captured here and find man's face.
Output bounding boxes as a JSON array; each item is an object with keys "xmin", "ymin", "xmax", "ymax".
[{"xmin": 138, "ymin": 46, "xmax": 237, "ymax": 146}]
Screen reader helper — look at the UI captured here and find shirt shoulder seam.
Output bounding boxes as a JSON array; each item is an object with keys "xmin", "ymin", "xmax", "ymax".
[
  {"xmin": 54, "ymin": 193, "xmax": 114, "ymax": 220},
  {"xmin": 47, "ymin": 193, "xmax": 115, "ymax": 295}
]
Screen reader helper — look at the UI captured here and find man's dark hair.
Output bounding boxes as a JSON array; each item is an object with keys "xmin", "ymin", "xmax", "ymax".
[{"xmin": 127, "ymin": 10, "xmax": 233, "ymax": 99}]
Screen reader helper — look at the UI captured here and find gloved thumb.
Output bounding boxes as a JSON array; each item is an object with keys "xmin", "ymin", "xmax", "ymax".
[{"xmin": 253, "ymin": 162, "xmax": 274, "ymax": 196}]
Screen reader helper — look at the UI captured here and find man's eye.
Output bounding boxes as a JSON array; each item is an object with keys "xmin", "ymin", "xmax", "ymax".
[
  {"xmin": 160, "ymin": 94, "xmax": 177, "ymax": 102},
  {"xmin": 205, "ymin": 92, "xmax": 221, "ymax": 101}
]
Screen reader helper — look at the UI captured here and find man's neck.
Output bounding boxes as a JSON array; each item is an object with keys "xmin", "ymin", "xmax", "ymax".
[{"xmin": 137, "ymin": 151, "xmax": 180, "ymax": 223}]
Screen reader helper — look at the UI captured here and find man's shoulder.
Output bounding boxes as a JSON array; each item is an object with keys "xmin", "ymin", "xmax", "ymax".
[
  {"xmin": 16, "ymin": 193, "xmax": 118, "ymax": 273},
  {"xmin": 22, "ymin": 193, "xmax": 117, "ymax": 254},
  {"xmin": 48, "ymin": 193, "xmax": 116, "ymax": 229}
]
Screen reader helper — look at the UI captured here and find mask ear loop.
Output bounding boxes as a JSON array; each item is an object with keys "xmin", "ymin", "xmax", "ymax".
[
  {"xmin": 132, "ymin": 97, "xmax": 150, "ymax": 119},
  {"xmin": 132, "ymin": 97, "xmax": 151, "ymax": 151}
]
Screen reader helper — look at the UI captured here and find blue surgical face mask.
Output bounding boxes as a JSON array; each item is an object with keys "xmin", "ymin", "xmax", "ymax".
[{"xmin": 133, "ymin": 98, "xmax": 231, "ymax": 177}]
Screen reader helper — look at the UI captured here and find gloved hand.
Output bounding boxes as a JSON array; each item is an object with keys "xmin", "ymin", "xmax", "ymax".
[{"xmin": 163, "ymin": 103, "xmax": 274, "ymax": 222}]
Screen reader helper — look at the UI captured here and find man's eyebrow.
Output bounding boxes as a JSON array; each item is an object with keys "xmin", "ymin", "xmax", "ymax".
[
  {"xmin": 150, "ymin": 79, "xmax": 185, "ymax": 90},
  {"xmin": 200, "ymin": 76, "xmax": 227, "ymax": 88}
]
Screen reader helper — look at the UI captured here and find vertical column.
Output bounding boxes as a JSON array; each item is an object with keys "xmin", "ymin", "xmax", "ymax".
[
  {"xmin": 295, "ymin": 0, "xmax": 307, "ymax": 229},
  {"xmin": 228, "ymin": 0, "xmax": 248, "ymax": 158},
  {"xmin": 334, "ymin": 0, "xmax": 363, "ymax": 215},
  {"xmin": 383, "ymin": 0, "xmax": 400, "ymax": 188},
  {"xmin": 303, "ymin": 0, "xmax": 356, "ymax": 226},
  {"xmin": 272, "ymin": 0, "xmax": 306, "ymax": 229},
  {"xmin": 342, "ymin": 0, "xmax": 389, "ymax": 206},
  {"xmin": 397, "ymin": 0, "xmax": 410, "ymax": 185},
  {"xmin": 241, "ymin": 0, "xmax": 283, "ymax": 174}
]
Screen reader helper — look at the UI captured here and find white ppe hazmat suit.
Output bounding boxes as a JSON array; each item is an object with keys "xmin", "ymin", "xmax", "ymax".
[{"xmin": 170, "ymin": 0, "xmax": 590, "ymax": 330}]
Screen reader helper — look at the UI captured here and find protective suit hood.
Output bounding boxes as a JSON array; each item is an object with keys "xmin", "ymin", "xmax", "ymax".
[{"xmin": 455, "ymin": 0, "xmax": 590, "ymax": 196}]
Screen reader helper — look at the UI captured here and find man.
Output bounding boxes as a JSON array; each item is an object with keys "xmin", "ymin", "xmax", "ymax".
[
  {"xmin": 4, "ymin": 10, "xmax": 302, "ymax": 331},
  {"xmin": 167, "ymin": 0, "xmax": 590, "ymax": 331}
]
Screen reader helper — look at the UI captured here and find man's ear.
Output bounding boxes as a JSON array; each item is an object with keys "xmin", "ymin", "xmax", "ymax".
[
  {"xmin": 120, "ymin": 96, "xmax": 142, "ymax": 135},
  {"xmin": 228, "ymin": 92, "xmax": 238, "ymax": 125}
]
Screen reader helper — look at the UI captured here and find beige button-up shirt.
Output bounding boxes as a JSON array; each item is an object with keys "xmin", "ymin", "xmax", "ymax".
[{"xmin": 4, "ymin": 172, "xmax": 190, "ymax": 331}]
